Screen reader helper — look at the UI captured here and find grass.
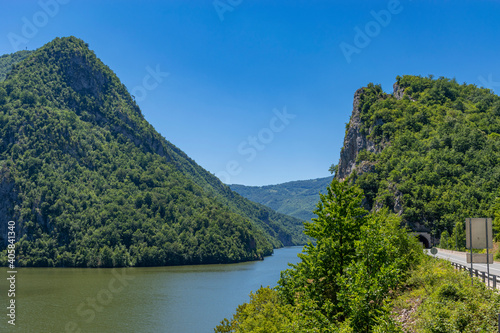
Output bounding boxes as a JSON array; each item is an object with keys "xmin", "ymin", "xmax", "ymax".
[{"xmin": 391, "ymin": 257, "xmax": 500, "ymax": 332}]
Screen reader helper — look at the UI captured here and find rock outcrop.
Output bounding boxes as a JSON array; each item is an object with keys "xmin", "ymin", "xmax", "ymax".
[
  {"xmin": 336, "ymin": 88, "xmax": 378, "ymax": 180},
  {"xmin": 336, "ymin": 83, "xmax": 404, "ymax": 214},
  {"xmin": 337, "ymin": 82, "xmax": 408, "ymax": 181},
  {"xmin": 393, "ymin": 82, "xmax": 405, "ymax": 100}
]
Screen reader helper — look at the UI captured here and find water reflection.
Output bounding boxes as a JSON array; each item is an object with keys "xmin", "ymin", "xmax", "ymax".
[{"xmin": 0, "ymin": 246, "xmax": 303, "ymax": 333}]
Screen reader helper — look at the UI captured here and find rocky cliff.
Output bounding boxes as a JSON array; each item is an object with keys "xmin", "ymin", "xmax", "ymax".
[
  {"xmin": 337, "ymin": 82, "xmax": 408, "ymax": 181},
  {"xmin": 335, "ymin": 82, "xmax": 406, "ymax": 215},
  {"xmin": 337, "ymin": 91, "xmax": 375, "ymax": 180},
  {"xmin": 334, "ymin": 75, "xmax": 500, "ymax": 238}
]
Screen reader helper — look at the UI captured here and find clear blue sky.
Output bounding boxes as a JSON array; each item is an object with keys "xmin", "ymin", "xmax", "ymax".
[{"xmin": 1, "ymin": 0, "xmax": 499, "ymax": 186}]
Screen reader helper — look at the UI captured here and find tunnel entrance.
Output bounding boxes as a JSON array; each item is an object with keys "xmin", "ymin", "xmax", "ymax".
[{"xmin": 418, "ymin": 235, "xmax": 431, "ymax": 248}]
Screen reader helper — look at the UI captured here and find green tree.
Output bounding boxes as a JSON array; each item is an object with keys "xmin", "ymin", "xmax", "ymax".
[
  {"xmin": 279, "ymin": 179, "xmax": 368, "ymax": 320},
  {"xmin": 214, "ymin": 287, "xmax": 340, "ymax": 333},
  {"xmin": 449, "ymin": 221, "xmax": 466, "ymax": 251},
  {"xmin": 0, "ymin": 37, "xmax": 308, "ymax": 268},
  {"xmin": 493, "ymin": 190, "xmax": 500, "ymax": 241},
  {"xmin": 338, "ymin": 209, "xmax": 422, "ymax": 331},
  {"xmin": 0, "ymin": 86, "xmax": 6, "ymax": 104},
  {"xmin": 439, "ymin": 230, "xmax": 450, "ymax": 249},
  {"xmin": 221, "ymin": 180, "xmax": 423, "ymax": 332}
]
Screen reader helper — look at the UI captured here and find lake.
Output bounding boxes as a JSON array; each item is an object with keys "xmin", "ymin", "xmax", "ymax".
[{"xmin": 0, "ymin": 246, "xmax": 303, "ymax": 333}]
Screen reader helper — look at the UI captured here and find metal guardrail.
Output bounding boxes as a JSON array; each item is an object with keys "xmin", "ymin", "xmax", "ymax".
[
  {"xmin": 450, "ymin": 261, "xmax": 500, "ymax": 289},
  {"xmin": 443, "ymin": 258, "xmax": 500, "ymax": 331}
]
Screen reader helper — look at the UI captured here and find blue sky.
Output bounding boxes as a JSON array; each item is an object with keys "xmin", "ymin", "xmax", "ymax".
[{"xmin": 1, "ymin": 0, "xmax": 499, "ymax": 186}]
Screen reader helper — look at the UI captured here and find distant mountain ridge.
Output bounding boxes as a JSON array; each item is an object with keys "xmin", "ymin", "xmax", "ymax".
[
  {"xmin": 230, "ymin": 176, "xmax": 334, "ymax": 221},
  {"xmin": 0, "ymin": 37, "xmax": 306, "ymax": 267}
]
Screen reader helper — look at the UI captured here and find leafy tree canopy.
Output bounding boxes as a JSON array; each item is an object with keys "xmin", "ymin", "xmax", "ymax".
[
  {"xmin": 350, "ymin": 76, "xmax": 500, "ymax": 243},
  {"xmin": 0, "ymin": 37, "xmax": 306, "ymax": 267}
]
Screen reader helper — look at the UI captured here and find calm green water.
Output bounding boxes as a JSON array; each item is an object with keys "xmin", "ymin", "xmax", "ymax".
[{"xmin": 0, "ymin": 246, "xmax": 302, "ymax": 333}]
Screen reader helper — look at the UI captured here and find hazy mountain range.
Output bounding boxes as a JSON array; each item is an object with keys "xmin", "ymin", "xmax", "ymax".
[{"xmin": 230, "ymin": 176, "xmax": 334, "ymax": 221}]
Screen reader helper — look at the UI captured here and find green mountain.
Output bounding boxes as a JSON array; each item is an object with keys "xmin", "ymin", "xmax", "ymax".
[
  {"xmin": 336, "ymin": 75, "xmax": 500, "ymax": 238},
  {"xmin": 229, "ymin": 176, "xmax": 334, "ymax": 221},
  {"xmin": 0, "ymin": 36, "xmax": 306, "ymax": 267},
  {"xmin": 0, "ymin": 50, "xmax": 34, "ymax": 82}
]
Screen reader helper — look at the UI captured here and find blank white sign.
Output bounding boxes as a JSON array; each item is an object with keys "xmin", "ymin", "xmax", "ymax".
[{"xmin": 465, "ymin": 218, "xmax": 492, "ymax": 249}]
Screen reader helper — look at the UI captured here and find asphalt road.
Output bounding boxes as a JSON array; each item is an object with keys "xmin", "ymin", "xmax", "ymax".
[{"xmin": 427, "ymin": 249, "xmax": 500, "ymax": 277}]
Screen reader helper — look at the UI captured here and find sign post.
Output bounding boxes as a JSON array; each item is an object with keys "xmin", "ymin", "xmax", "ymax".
[
  {"xmin": 469, "ymin": 218, "xmax": 473, "ymax": 285},
  {"xmin": 486, "ymin": 218, "xmax": 491, "ymax": 288},
  {"xmin": 465, "ymin": 217, "xmax": 493, "ymax": 287}
]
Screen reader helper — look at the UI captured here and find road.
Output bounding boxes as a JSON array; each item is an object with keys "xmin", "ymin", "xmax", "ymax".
[{"xmin": 427, "ymin": 248, "xmax": 500, "ymax": 277}]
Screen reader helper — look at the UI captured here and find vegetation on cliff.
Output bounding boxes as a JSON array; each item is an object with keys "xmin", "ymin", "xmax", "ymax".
[
  {"xmin": 0, "ymin": 50, "xmax": 33, "ymax": 82},
  {"xmin": 0, "ymin": 37, "xmax": 306, "ymax": 267},
  {"xmin": 341, "ymin": 76, "xmax": 500, "ymax": 243}
]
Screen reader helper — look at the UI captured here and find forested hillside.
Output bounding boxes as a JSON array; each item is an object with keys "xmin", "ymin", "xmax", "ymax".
[
  {"xmin": 0, "ymin": 50, "xmax": 33, "ymax": 82},
  {"xmin": 0, "ymin": 37, "xmax": 306, "ymax": 267},
  {"xmin": 230, "ymin": 176, "xmax": 333, "ymax": 221},
  {"xmin": 337, "ymin": 75, "xmax": 500, "ymax": 241}
]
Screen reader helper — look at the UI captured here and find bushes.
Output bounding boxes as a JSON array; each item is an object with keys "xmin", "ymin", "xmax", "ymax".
[
  {"xmin": 394, "ymin": 258, "xmax": 500, "ymax": 332},
  {"xmin": 217, "ymin": 179, "xmax": 424, "ymax": 332},
  {"xmin": 215, "ymin": 287, "xmax": 344, "ymax": 333},
  {"xmin": 218, "ymin": 178, "xmax": 500, "ymax": 332}
]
